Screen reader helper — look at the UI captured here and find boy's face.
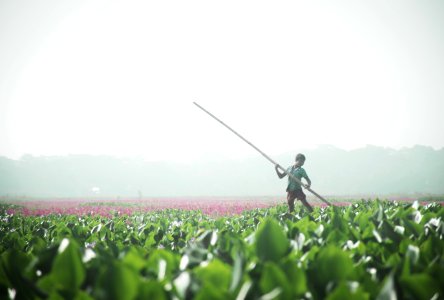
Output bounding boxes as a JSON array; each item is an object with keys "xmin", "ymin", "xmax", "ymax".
[{"xmin": 295, "ymin": 159, "xmax": 305, "ymax": 166}]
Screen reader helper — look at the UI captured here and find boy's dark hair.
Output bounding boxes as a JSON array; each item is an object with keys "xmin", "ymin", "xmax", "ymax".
[{"xmin": 295, "ymin": 153, "xmax": 306, "ymax": 161}]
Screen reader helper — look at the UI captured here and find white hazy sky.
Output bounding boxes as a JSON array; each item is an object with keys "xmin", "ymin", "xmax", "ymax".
[{"xmin": 1, "ymin": 0, "xmax": 443, "ymax": 162}]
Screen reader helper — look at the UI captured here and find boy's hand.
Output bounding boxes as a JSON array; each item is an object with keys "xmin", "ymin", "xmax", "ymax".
[{"xmin": 303, "ymin": 183, "xmax": 311, "ymax": 189}]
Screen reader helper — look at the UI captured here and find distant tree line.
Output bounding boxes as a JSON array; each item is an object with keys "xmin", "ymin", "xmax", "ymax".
[{"xmin": 1, "ymin": 145, "xmax": 443, "ymax": 198}]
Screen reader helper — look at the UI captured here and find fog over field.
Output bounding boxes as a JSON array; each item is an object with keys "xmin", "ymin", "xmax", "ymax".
[
  {"xmin": 1, "ymin": 1, "xmax": 443, "ymax": 199},
  {"xmin": 1, "ymin": 145, "xmax": 443, "ymax": 198}
]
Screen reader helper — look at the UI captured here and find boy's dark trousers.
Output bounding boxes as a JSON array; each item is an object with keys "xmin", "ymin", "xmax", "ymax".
[{"xmin": 287, "ymin": 188, "xmax": 313, "ymax": 213}]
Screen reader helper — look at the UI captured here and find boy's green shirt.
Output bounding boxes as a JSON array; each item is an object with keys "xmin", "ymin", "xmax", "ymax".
[{"xmin": 286, "ymin": 166, "xmax": 309, "ymax": 191}]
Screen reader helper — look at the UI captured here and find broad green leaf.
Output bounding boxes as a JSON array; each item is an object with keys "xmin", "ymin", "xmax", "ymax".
[
  {"xmin": 401, "ymin": 245, "xmax": 420, "ymax": 277},
  {"xmin": 281, "ymin": 259, "xmax": 307, "ymax": 296},
  {"xmin": 51, "ymin": 238, "xmax": 85, "ymax": 291},
  {"xmin": 194, "ymin": 260, "xmax": 231, "ymax": 291},
  {"xmin": 400, "ymin": 274, "xmax": 441, "ymax": 300},
  {"xmin": 326, "ymin": 282, "xmax": 369, "ymax": 300},
  {"xmin": 379, "ymin": 221, "xmax": 402, "ymax": 244},
  {"xmin": 332, "ymin": 207, "xmax": 348, "ymax": 232},
  {"xmin": 95, "ymin": 261, "xmax": 139, "ymax": 300},
  {"xmin": 194, "ymin": 284, "xmax": 228, "ymax": 300},
  {"xmin": 229, "ymin": 253, "xmax": 244, "ymax": 292},
  {"xmin": 325, "ymin": 229, "xmax": 349, "ymax": 244},
  {"xmin": 311, "ymin": 246, "xmax": 355, "ymax": 289},
  {"xmin": 46, "ymin": 291, "xmax": 65, "ymax": 300},
  {"xmin": 1, "ymin": 250, "xmax": 37, "ymax": 299},
  {"xmin": 173, "ymin": 271, "xmax": 191, "ymax": 299},
  {"xmin": 255, "ymin": 219, "xmax": 289, "ymax": 262},
  {"xmin": 122, "ymin": 248, "xmax": 146, "ymax": 272},
  {"xmin": 74, "ymin": 291, "xmax": 95, "ymax": 300},
  {"xmin": 405, "ymin": 245, "xmax": 420, "ymax": 264},
  {"xmin": 1, "ymin": 250, "xmax": 32, "ymax": 285},
  {"xmin": 28, "ymin": 236, "xmax": 47, "ymax": 252},
  {"xmin": 403, "ymin": 219, "xmax": 422, "ymax": 237},
  {"xmin": 180, "ymin": 246, "xmax": 208, "ymax": 270},
  {"xmin": 196, "ymin": 230, "xmax": 218, "ymax": 248},
  {"xmin": 259, "ymin": 262, "xmax": 291, "ymax": 300},
  {"xmin": 136, "ymin": 281, "xmax": 167, "ymax": 300},
  {"xmin": 376, "ymin": 274, "xmax": 397, "ymax": 300},
  {"xmin": 147, "ymin": 250, "xmax": 179, "ymax": 280},
  {"xmin": 293, "ymin": 216, "xmax": 318, "ymax": 236}
]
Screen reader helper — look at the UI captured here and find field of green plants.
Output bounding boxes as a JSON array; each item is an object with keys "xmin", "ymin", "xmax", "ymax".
[{"xmin": 1, "ymin": 200, "xmax": 443, "ymax": 300}]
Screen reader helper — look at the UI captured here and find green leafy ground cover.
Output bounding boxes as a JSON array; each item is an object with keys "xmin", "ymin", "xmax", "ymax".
[{"xmin": 1, "ymin": 200, "xmax": 443, "ymax": 299}]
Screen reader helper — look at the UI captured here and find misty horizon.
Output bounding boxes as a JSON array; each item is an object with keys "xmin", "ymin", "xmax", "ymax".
[
  {"xmin": 2, "ymin": 143, "xmax": 443, "ymax": 163},
  {"xmin": 1, "ymin": 144, "xmax": 443, "ymax": 198}
]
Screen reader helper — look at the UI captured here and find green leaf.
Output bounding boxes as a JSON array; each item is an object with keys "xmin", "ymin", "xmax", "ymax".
[
  {"xmin": 355, "ymin": 210, "xmax": 373, "ymax": 231},
  {"xmin": 51, "ymin": 238, "xmax": 85, "ymax": 291},
  {"xmin": 332, "ymin": 207, "xmax": 348, "ymax": 233},
  {"xmin": 293, "ymin": 216, "xmax": 318, "ymax": 236},
  {"xmin": 173, "ymin": 272, "xmax": 191, "ymax": 299},
  {"xmin": 326, "ymin": 282, "xmax": 369, "ymax": 300},
  {"xmin": 325, "ymin": 229, "xmax": 349, "ymax": 244},
  {"xmin": 1, "ymin": 250, "xmax": 32, "ymax": 285},
  {"xmin": 401, "ymin": 245, "xmax": 420, "ymax": 277},
  {"xmin": 180, "ymin": 246, "xmax": 208, "ymax": 270},
  {"xmin": 405, "ymin": 245, "xmax": 420, "ymax": 265},
  {"xmin": 196, "ymin": 230, "xmax": 218, "ymax": 248},
  {"xmin": 46, "ymin": 291, "xmax": 65, "ymax": 300},
  {"xmin": 95, "ymin": 261, "xmax": 139, "ymax": 300},
  {"xmin": 122, "ymin": 248, "xmax": 146, "ymax": 272},
  {"xmin": 74, "ymin": 291, "xmax": 95, "ymax": 300},
  {"xmin": 259, "ymin": 262, "xmax": 291, "ymax": 300},
  {"xmin": 379, "ymin": 221, "xmax": 402, "ymax": 244},
  {"xmin": 400, "ymin": 274, "xmax": 441, "ymax": 300},
  {"xmin": 136, "ymin": 281, "xmax": 167, "ymax": 300},
  {"xmin": 37, "ymin": 275, "xmax": 57, "ymax": 295},
  {"xmin": 281, "ymin": 259, "xmax": 307, "ymax": 296},
  {"xmin": 28, "ymin": 236, "xmax": 47, "ymax": 252},
  {"xmin": 403, "ymin": 219, "xmax": 422, "ymax": 237},
  {"xmin": 146, "ymin": 250, "xmax": 179, "ymax": 280},
  {"xmin": 229, "ymin": 253, "xmax": 244, "ymax": 292},
  {"xmin": 1, "ymin": 250, "xmax": 38, "ymax": 299},
  {"xmin": 194, "ymin": 284, "xmax": 227, "ymax": 300},
  {"xmin": 376, "ymin": 273, "xmax": 397, "ymax": 300},
  {"xmin": 194, "ymin": 260, "xmax": 232, "ymax": 291},
  {"xmin": 255, "ymin": 219, "xmax": 289, "ymax": 262},
  {"xmin": 311, "ymin": 246, "xmax": 355, "ymax": 290}
]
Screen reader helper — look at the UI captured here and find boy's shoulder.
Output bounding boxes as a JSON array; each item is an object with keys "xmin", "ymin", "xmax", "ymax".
[
  {"xmin": 296, "ymin": 166, "xmax": 307, "ymax": 174},
  {"xmin": 287, "ymin": 165, "xmax": 306, "ymax": 172}
]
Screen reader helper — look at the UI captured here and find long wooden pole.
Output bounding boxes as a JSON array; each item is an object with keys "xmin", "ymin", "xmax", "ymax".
[{"xmin": 193, "ymin": 102, "xmax": 333, "ymax": 206}]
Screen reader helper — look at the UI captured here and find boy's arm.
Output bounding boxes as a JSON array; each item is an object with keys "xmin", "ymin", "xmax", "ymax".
[
  {"xmin": 275, "ymin": 165, "xmax": 287, "ymax": 179},
  {"xmin": 303, "ymin": 171, "xmax": 311, "ymax": 188}
]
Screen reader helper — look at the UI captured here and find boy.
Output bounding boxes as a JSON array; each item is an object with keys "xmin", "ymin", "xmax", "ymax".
[{"xmin": 275, "ymin": 153, "xmax": 314, "ymax": 213}]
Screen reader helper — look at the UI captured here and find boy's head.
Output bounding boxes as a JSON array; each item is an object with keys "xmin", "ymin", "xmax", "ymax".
[{"xmin": 295, "ymin": 153, "xmax": 306, "ymax": 166}]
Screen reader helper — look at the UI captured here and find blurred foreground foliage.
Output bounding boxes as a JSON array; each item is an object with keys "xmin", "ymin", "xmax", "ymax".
[{"xmin": 1, "ymin": 200, "xmax": 443, "ymax": 299}]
